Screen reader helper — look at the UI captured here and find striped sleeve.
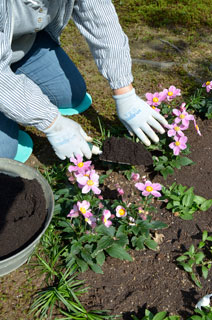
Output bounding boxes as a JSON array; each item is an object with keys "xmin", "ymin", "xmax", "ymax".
[
  {"xmin": 72, "ymin": 0, "xmax": 133, "ymax": 90},
  {"xmin": 0, "ymin": 2, "xmax": 59, "ymax": 131}
]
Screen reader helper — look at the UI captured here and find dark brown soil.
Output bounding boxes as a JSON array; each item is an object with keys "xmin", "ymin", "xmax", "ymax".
[
  {"xmin": 0, "ymin": 174, "xmax": 47, "ymax": 259},
  {"xmin": 100, "ymin": 136, "xmax": 153, "ymax": 166},
  {"xmin": 79, "ymin": 118, "xmax": 212, "ymax": 319}
]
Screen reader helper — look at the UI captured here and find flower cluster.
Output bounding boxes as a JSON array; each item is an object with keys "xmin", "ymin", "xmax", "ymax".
[
  {"xmin": 145, "ymin": 85, "xmax": 181, "ymax": 111},
  {"xmin": 145, "ymin": 85, "xmax": 201, "ymax": 156},
  {"xmin": 67, "ymin": 156, "xmax": 162, "ymax": 229},
  {"xmin": 167, "ymin": 102, "xmax": 196, "ymax": 155},
  {"xmin": 68, "ymin": 155, "xmax": 101, "ymax": 194}
]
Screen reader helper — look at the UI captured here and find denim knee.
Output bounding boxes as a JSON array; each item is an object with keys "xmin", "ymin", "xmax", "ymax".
[
  {"xmin": 0, "ymin": 113, "xmax": 19, "ymax": 159},
  {"xmin": 71, "ymin": 76, "xmax": 87, "ymax": 107}
]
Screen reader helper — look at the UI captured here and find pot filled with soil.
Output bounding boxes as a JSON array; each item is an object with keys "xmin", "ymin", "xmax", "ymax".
[{"xmin": 0, "ymin": 158, "xmax": 54, "ymax": 277}]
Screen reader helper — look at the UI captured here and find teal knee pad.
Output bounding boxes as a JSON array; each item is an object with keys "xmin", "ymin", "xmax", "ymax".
[
  {"xmin": 14, "ymin": 130, "xmax": 33, "ymax": 163},
  {"xmin": 59, "ymin": 92, "xmax": 92, "ymax": 116}
]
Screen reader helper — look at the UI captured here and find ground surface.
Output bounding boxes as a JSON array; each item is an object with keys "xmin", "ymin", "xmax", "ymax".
[
  {"xmin": 1, "ymin": 2, "xmax": 212, "ymax": 319},
  {"xmin": 78, "ymin": 119, "xmax": 212, "ymax": 319}
]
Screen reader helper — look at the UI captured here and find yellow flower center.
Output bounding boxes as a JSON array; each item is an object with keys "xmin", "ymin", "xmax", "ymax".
[
  {"xmin": 180, "ymin": 114, "xmax": 185, "ymax": 119},
  {"xmin": 146, "ymin": 186, "xmax": 153, "ymax": 192},
  {"xmin": 168, "ymin": 91, "xmax": 173, "ymax": 96},
  {"xmin": 174, "ymin": 126, "xmax": 180, "ymax": 131},
  {"xmin": 119, "ymin": 209, "xmax": 125, "ymax": 216},
  {"xmin": 195, "ymin": 124, "xmax": 199, "ymax": 130},
  {"xmin": 153, "ymin": 97, "xmax": 159, "ymax": 103},
  {"xmin": 80, "ymin": 207, "xmax": 86, "ymax": 214},
  {"xmin": 77, "ymin": 162, "xmax": 84, "ymax": 168},
  {"xmin": 104, "ymin": 217, "xmax": 107, "ymax": 223},
  {"xmin": 175, "ymin": 141, "xmax": 180, "ymax": 146},
  {"xmin": 152, "ymin": 106, "xmax": 156, "ymax": 109},
  {"xmin": 206, "ymin": 81, "xmax": 211, "ymax": 85},
  {"xmin": 87, "ymin": 179, "xmax": 94, "ymax": 186}
]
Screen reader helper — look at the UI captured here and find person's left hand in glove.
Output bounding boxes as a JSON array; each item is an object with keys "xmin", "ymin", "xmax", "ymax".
[{"xmin": 113, "ymin": 85, "xmax": 168, "ymax": 146}]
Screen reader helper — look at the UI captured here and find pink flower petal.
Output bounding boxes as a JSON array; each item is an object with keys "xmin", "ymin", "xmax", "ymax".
[{"xmin": 152, "ymin": 191, "xmax": 161, "ymax": 197}]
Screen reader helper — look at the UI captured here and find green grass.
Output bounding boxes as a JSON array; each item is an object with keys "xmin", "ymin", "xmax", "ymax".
[{"xmin": 113, "ymin": 0, "xmax": 212, "ymax": 28}]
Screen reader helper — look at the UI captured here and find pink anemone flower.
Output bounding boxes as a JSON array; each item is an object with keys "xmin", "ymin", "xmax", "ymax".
[
  {"xmin": 77, "ymin": 200, "xmax": 92, "ymax": 218},
  {"xmin": 68, "ymin": 154, "xmax": 92, "ymax": 174},
  {"xmin": 131, "ymin": 172, "xmax": 140, "ymax": 181},
  {"xmin": 67, "ymin": 204, "xmax": 79, "ymax": 218},
  {"xmin": 202, "ymin": 81, "xmax": 212, "ymax": 93},
  {"xmin": 102, "ymin": 209, "xmax": 113, "ymax": 227},
  {"xmin": 145, "ymin": 90, "xmax": 167, "ymax": 107},
  {"xmin": 166, "ymin": 85, "xmax": 181, "ymax": 101},
  {"xmin": 116, "ymin": 205, "xmax": 127, "ymax": 218},
  {"xmin": 167, "ymin": 123, "xmax": 186, "ymax": 138},
  {"xmin": 169, "ymin": 135, "xmax": 188, "ymax": 156},
  {"xmin": 76, "ymin": 170, "xmax": 101, "ymax": 194},
  {"xmin": 135, "ymin": 181, "xmax": 162, "ymax": 197},
  {"xmin": 173, "ymin": 109, "xmax": 194, "ymax": 129}
]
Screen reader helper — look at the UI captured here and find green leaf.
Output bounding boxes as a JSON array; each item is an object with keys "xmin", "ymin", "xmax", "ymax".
[
  {"xmin": 76, "ymin": 258, "xmax": 88, "ymax": 272},
  {"xmin": 106, "ymin": 244, "xmax": 133, "ymax": 261},
  {"xmin": 180, "ymin": 212, "xmax": 194, "ymax": 220},
  {"xmin": 145, "ymin": 309, "xmax": 154, "ymax": 319},
  {"xmin": 96, "ymin": 224, "xmax": 116, "ymax": 237},
  {"xmin": 152, "ymin": 311, "xmax": 167, "ymax": 320},
  {"xmin": 176, "ymin": 255, "xmax": 188, "ymax": 262},
  {"xmin": 149, "ymin": 221, "xmax": 168, "ymax": 230},
  {"xmin": 144, "ymin": 239, "xmax": 158, "ymax": 250},
  {"xmin": 202, "ymin": 230, "xmax": 208, "ymax": 242},
  {"xmin": 182, "ymin": 189, "xmax": 194, "ymax": 207},
  {"xmin": 89, "ymin": 263, "xmax": 103, "ymax": 274},
  {"xmin": 116, "ymin": 225, "xmax": 126, "ymax": 237},
  {"xmin": 94, "ymin": 236, "xmax": 114, "ymax": 254},
  {"xmin": 81, "ymin": 248, "xmax": 93, "ymax": 264},
  {"xmin": 169, "ymin": 194, "xmax": 180, "ymax": 201},
  {"xmin": 181, "ymin": 262, "xmax": 192, "ymax": 272},
  {"xmin": 162, "ymin": 166, "xmax": 174, "ymax": 179},
  {"xmin": 178, "ymin": 156, "xmax": 194, "ymax": 166},
  {"xmin": 189, "ymin": 244, "xmax": 195, "ymax": 254},
  {"xmin": 200, "ymin": 199, "xmax": 212, "ymax": 211},
  {"xmin": 166, "ymin": 203, "xmax": 173, "ymax": 210},
  {"xmin": 190, "ymin": 272, "xmax": 202, "ymax": 288},
  {"xmin": 96, "ymin": 251, "xmax": 105, "ymax": 266},
  {"xmin": 195, "ymin": 251, "xmax": 205, "ymax": 264},
  {"xmin": 115, "ymin": 234, "xmax": 129, "ymax": 247},
  {"xmin": 194, "ymin": 195, "xmax": 206, "ymax": 205},
  {"xmin": 198, "ymin": 241, "xmax": 205, "ymax": 249},
  {"xmin": 134, "ymin": 235, "xmax": 146, "ymax": 250},
  {"xmin": 202, "ymin": 265, "xmax": 209, "ymax": 279}
]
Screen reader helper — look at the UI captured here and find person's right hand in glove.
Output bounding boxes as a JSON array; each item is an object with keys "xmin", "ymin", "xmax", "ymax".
[
  {"xmin": 43, "ymin": 114, "xmax": 96, "ymax": 160},
  {"xmin": 113, "ymin": 87, "xmax": 168, "ymax": 146}
]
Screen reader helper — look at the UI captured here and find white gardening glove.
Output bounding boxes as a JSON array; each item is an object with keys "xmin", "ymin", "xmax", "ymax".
[
  {"xmin": 113, "ymin": 88, "xmax": 168, "ymax": 146},
  {"xmin": 43, "ymin": 114, "xmax": 93, "ymax": 160}
]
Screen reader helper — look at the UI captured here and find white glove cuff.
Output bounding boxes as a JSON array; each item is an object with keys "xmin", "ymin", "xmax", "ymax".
[
  {"xmin": 43, "ymin": 113, "xmax": 62, "ymax": 134},
  {"xmin": 113, "ymin": 88, "xmax": 136, "ymax": 101}
]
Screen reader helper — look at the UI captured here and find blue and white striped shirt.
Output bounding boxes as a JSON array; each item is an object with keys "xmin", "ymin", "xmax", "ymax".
[{"xmin": 0, "ymin": 0, "xmax": 133, "ymax": 131}]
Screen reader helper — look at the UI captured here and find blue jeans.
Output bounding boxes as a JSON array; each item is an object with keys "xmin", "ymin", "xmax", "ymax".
[{"xmin": 0, "ymin": 30, "xmax": 86, "ymax": 158}]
